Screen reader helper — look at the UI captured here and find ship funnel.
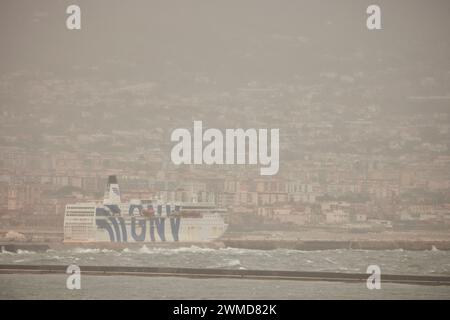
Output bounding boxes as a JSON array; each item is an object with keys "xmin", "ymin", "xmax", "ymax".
[{"xmin": 103, "ymin": 175, "xmax": 121, "ymax": 205}]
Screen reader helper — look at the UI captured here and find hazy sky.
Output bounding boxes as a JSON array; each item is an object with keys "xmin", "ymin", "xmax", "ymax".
[{"xmin": 0, "ymin": 0, "xmax": 449, "ymax": 83}]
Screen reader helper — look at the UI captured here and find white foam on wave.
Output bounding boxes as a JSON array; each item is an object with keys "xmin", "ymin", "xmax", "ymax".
[
  {"xmin": 71, "ymin": 248, "xmax": 115, "ymax": 254},
  {"xmin": 135, "ymin": 245, "xmax": 217, "ymax": 255},
  {"xmin": 224, "ymin": 258, "xmax": 242, "ymax": 267},
  {"xmin": 16, "ymin": 249, "xmax": 35, "ymax": 255},
  {"xmin": 173, "ymin": 246, "xmax": 216, "ymax": 254},
  {"xmin": 339, "ymin": 266, "xmax": 360, "ymax": 272},
  {"xmin": 220, "ymin": 247, "xmax": 271, "ymax": 256},
  {"xmin": 72, "ymin": 248, "xmax": 100, "ymax": 254},
  {"xmin": 137, "ymin": 245, "xmax": 152, "ymax": 254},
  {"xmin": 209, "ymin": 258, "xmax": 243, "ymax": 269},
  {"xmin": 274, "ymin": 247, "xmax": 334, "ymax": 255},
  {"xmin": 324, "ymin": 257, "xmax": 337, "ymax": 265}
]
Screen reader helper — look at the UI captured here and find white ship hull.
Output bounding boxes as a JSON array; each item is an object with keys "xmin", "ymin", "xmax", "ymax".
[
  {"xmin": 65, "ymin": 214, "xmax": 227, "ymax": 243},
  {"xmin": 63, "ymin": 176, "xmax": 228, "ymax": 243}
]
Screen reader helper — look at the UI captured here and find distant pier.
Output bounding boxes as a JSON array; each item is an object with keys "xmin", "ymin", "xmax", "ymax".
[{"xmin": 222, "ymin": 239, "xmax": 450, "ymax": 251}]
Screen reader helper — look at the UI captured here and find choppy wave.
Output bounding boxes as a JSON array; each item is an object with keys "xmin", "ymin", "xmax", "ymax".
[{"xmin": 1, "ymin": 245, "xmax": 450, "ymax": 276}]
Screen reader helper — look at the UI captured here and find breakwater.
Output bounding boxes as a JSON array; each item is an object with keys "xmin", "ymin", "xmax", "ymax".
[
  {"xmin": 222, "ymin": 239, "xmax": 450, "ymax": 251},
  {"xmin": 1, "ymin": 264, "xmax": 450, "ymax": 286}
]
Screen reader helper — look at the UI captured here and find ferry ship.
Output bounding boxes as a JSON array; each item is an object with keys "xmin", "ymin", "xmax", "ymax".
[{"xmin": 63, "ymin": 176, "xmax": 228, "ymax": 243}]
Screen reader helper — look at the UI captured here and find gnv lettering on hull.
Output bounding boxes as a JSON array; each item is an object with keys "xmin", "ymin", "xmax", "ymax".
[{"xmin": 96, "ymin": 217, "xmax": 181, "ymax": 242}]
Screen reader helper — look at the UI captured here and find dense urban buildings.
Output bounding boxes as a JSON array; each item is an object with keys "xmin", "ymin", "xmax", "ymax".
[{"xmin": 1, "ymin": 69, "xmax": 449, "ymax": 239}]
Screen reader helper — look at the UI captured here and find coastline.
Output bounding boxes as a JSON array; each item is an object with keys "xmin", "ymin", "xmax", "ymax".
[{"xmin": 2, "ymin": 227, "xmax": 450, "ymax": 252}]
